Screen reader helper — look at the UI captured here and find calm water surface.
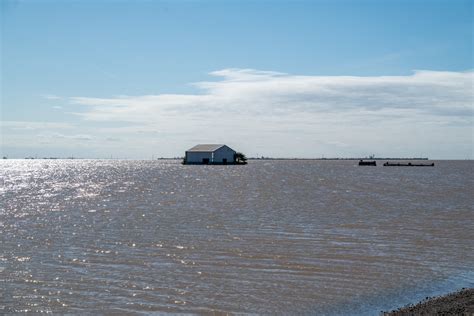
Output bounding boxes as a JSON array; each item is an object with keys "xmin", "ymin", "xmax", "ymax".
[{"xmin": 1, "ymin": 160, "xmax": 473, "ymax": 314}]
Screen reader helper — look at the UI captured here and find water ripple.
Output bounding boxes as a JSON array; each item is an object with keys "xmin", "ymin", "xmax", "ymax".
[{"xmin": 1, "ymin": 159, "xmax": 473, "ymax": 314}]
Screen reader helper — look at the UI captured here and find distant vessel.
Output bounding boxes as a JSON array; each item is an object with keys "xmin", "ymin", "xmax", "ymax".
[
  {"xmin": 383, "ymin": 162, "xmax": 434, "ymax": 167},
  {"xmin": 358, "ymin": 160, "xmax": 376, "ymax": 166}
]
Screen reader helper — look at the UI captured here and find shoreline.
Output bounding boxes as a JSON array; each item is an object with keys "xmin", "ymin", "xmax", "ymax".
[{"xmin": 382, "ymin": 288, "xmax": 474, "ymax": 315}]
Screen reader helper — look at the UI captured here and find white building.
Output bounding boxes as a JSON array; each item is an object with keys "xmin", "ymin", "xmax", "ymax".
[{"xmin": 184, "ymin": 144, "xmax": 236, "ymax": 164}]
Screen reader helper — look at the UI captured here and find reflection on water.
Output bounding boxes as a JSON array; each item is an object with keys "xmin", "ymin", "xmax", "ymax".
[{"xmin": 1, "ymin": 160, "xmax": 473, "ymax": 314}]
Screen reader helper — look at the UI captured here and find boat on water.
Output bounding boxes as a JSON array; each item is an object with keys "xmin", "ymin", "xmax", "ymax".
[
  {"xmin": 383, "ymin": 162, "xmax": 435, "ymax": 167},
  {"xmin": 358, "ymin": 160, "xmax": 376, "ymax": 166}
]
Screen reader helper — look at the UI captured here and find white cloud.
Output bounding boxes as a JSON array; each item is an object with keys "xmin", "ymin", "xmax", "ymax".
[
  {"xmin": 41, "ymin": 94, "xmax": 62, "ymax": 100},
  {"xmin": 35, "ymin": 133, "xmax": 93, "ymax": 144},
  {"xmin": 2, "ymin": 69, "xmax": 472, "ymax": 158},
  {"xmin": 63, "ymin": 68, "xmax": 473, "ymax": 158},
  {"xmin": 105, "ymin": 137, "xmax": 121, "ymax": 142},
  {"xmin": 0, "ymin": 121, "xmax": 73, "ymax": 130},
  {"xmin": 40, "ymin": 133, "xmax": 93, "ymax": 141},
  {"xmin": 70, "ymin": 69, "xmax": 473, "ymax": 122}
]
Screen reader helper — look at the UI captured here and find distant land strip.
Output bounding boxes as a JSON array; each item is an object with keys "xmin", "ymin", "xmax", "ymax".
[
  {"xmin": 3, "ymin": 157, "xmax": 431, "ymax": 160},
  {"xmin": 247, "ymin": 157, "xmax": 429, "ymax": 160}
]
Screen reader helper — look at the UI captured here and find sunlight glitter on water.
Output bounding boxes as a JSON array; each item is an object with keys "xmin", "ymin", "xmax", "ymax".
[{"xmin": 1, "ymin": 159, "xmax": 473, "ymax": 314}]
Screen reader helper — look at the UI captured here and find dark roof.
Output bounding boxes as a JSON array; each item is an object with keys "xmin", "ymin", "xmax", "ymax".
[{"xmin": 186, "ymin": 144, "xmax": 226, "ymax": 152}]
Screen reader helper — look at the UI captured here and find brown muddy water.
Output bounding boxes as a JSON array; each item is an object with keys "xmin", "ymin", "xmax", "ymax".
[{"xmin": 1, "ymin": 160, "xmax": 473, "ymax": 314}]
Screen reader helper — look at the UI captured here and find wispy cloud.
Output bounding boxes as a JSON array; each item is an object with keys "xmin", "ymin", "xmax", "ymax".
[
  {"xmin": 62, "ymin": 68, "xmax": 473, "ymax": 158},
  {"xmin": 70, "ymin": 69, "xmax": 473, "ymax": 123},
  {"xmin": 37, "ymin": 132, "xmax": 93, "ymax": 142},
  {"xmin": 41, "ymin": 94, "xmax": 62, "ymax": 100},
  {"xmin": 3, "ymin": 69, "xmax": 472, "ymax": 158},
  {"xmin": 105, "ymin": 137, "xmax": 121, "ymax": 142},
  {"xmin": 0, "ymin": 121, "xmax": 73, "ymax": 130}
]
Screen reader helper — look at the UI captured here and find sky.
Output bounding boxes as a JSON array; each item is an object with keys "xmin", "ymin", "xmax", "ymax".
[{"xmin": 1, "ymin": 0, "xmax": 473, "ymax": 159}]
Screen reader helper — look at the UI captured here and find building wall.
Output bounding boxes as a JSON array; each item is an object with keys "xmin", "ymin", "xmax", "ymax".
[
  {"xmin": 186, "ymin": 151, "xmax": 213, "ymax": 163},
  {"xmin": 185, "ymin": 145, "xmax": 236, "ymax": 164},
  {"xmin": 213, "ymin": 146, "xmax": 236, "ymax": 163}
]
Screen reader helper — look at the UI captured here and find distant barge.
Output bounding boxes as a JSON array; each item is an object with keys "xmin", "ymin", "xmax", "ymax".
[
  {"xmin": 359, "ymin": 160, "xmax": 376, "ymax": 166},
  {"xmin": 383, "ymin": 162, "xmax": 434, "ymax": 167}
]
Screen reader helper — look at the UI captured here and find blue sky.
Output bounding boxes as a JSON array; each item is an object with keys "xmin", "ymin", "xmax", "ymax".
[{"xmin": 1, "ymin": 0, "xmax": 473, "ymax": 158}]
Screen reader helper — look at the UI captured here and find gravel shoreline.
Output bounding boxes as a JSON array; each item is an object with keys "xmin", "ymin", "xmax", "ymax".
[{"xmin": 382, "ymin": 288, "xmax": 474, "ymax": 315}]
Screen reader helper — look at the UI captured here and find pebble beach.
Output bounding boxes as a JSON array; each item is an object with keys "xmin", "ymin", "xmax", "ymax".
[{"xmin": 383, "ymin": 288, "xmax": 474, "ymax": 316}]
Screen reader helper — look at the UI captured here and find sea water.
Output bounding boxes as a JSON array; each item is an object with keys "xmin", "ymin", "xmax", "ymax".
[{"xmin": 1, "ymin": 160, "xmax": 473, "ymax": 314}]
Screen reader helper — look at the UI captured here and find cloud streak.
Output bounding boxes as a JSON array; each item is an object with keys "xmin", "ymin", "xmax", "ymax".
[
  {"xmin": 37, "ymin": 132, "xmax": 93, "ymax": 141},
  {"xmin": 61, "ymin": 68, "xmax": 473, "ymax": 158},
  {"xmin": 0, "ymin": 121, "xmax": 73, "ymax": 130},
  {"xmin": 41, "ymin": 94, "xmax": 62, "ymax": 100},
  {"xmin": 4, "ymin": 69, "xmax": 471, "ymax": 159},
  {"xmin": 70, "ymin": 69, "xmax": 473, "ymax": 123}
]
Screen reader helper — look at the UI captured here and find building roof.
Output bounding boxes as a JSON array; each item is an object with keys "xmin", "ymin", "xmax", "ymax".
[{"xmin": 186, "ymin": 144, "xmax": 226, "ymax": 152}]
